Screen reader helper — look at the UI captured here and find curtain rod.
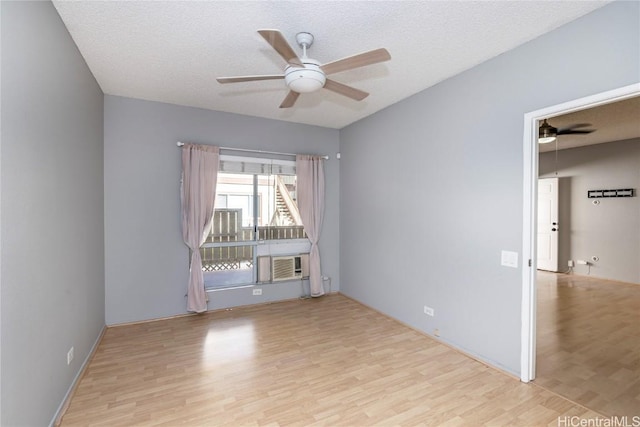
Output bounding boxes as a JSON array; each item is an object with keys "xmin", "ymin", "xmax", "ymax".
[{"xmin": 176, "ymin": 141, "xmax": 329, "ymax": 160}]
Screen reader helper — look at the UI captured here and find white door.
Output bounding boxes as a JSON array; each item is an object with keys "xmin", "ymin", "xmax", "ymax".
[{"xmin": 537, "ymin": 178, "xmax": 559, "ymax": 272}]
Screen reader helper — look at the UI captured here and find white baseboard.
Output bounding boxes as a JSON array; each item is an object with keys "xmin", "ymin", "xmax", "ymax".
[{"xmin": 50, "ymin": 325, "xmax": 106, "ymax": 427}]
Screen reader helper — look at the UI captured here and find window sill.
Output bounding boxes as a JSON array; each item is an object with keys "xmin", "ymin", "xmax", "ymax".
[
  {"xmin": 206, "ymin": 284, "xmax": 254, "ymax": 292},
  {"xmin": 205, "ymin": 278, "xmax": 309, "ymax": 292}
]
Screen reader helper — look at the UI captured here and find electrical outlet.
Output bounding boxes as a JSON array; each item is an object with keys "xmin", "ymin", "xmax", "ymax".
[
  {"xmin": 568, "ymin": 260, "xmax": 574, "ymax": 267},
  {"xmin": 423, "ymin": 305, "xmax": 435, "ymax": 317},
  {"xmin": 67, "ymin": 347, "xmax": 74, "ymax": 365},
  {"xmin": 252, "ymin": 288, "xmax": 262, "ymax": 296}
]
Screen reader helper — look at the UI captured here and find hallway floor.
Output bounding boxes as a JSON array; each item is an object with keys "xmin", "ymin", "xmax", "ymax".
[{"xmin": 535, "ymin": 272, "xmax": 640, "ymax": 418}]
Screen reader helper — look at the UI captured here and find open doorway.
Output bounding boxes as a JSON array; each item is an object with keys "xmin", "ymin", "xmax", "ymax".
[
  {"xmin": 521, "ymin": 83, "xmax": 640, "ymax": 415},
  {"xmin": 520, "ymin": 83, "xmax": 640, "ymax": 382},
  {"xmin": 534, "ymin": 96, "xmax": 640, "ymax": 417}
]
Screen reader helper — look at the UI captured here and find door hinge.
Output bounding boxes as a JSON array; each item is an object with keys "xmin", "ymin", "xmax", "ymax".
[{"xmin": 528, "ymin": 259, "xmax": 532, "ymax": 267}]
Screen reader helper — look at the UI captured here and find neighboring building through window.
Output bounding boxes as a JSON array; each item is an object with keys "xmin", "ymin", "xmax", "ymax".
[{"xmin": 200, "ymin": 155, "xmax": 308, "ymax": 289}]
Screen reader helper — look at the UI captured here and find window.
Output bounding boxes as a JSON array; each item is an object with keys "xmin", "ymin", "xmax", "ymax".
[{"xmin": 201, "ymin": 155, "xmax": 308, "ymax": 289}]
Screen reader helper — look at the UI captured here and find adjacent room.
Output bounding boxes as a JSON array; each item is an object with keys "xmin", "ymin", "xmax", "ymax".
[
  {"xmin": 535, "ymin": 97, "xmax": 640, "ymax": 417},
  {"xmin": 1, "ymin": 1, "xmax": 638, "ymax": 426}
]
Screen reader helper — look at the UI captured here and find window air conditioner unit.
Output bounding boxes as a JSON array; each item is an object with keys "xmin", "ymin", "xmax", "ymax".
[{"xmin": 269, "ymin": 254, "xmax": 309, "ymax": 282}]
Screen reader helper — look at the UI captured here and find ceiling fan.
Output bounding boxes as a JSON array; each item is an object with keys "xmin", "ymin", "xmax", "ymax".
[
  {"xmin": 217, "ymin": 30, "xmax": 391, "ymax": 108},
  {"xmin": 538, "ymin": 119, "xmax": 595, "ymax": 143}
]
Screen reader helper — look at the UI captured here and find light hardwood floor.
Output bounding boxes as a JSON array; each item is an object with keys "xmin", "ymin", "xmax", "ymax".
[
  {"xmin": 535, "ymin": 272, "xmax": 640, "ymax": 418},
  {"xmin": 61, "ymin": 294, "xmax": 600, "ymax": 426}
]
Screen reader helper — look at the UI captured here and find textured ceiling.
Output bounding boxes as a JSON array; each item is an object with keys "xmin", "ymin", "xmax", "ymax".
[{"xmin": 52, "ymin": 1, "xmax": 611, "ymax": 129}]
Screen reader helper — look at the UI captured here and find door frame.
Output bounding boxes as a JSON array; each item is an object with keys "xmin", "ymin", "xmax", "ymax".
[{"xmin": 520, "ymin": 82, "xmax": 640, "ymax": 383}]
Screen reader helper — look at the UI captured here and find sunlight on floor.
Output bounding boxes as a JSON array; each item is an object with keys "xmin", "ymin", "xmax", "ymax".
[{"xmin": 203, "ymin": 320, "xmax": 256, "ymax": 366}]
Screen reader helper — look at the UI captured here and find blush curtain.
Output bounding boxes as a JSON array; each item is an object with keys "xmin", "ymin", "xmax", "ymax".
[
  {"xmin": 296, "ymin": 155, "xmax": 325, "ymax": 297},
  {"xmin": 181, "ymin": 143, "xmax": 219, "ymax": 312}
]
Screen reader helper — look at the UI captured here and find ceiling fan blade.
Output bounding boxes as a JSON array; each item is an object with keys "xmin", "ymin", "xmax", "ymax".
[
  {"xmin": 558, "ymin": 129, "xmax": 594, "ymax": 135},
  {"xmin": 258, "ymin": 30, "xmax": 303, "ymax": 66},
  {"xmin": 557, "ymin": 123, "xmax": 591, "ymax": 130},
  {"xmin": 217, "ymin": 75, "xmax": 284, "ymax": 84},
  {"xmin": 557, "ymin": 123, "xmax": 593, "ymax": 133},
  {"xmin": 323, "ymin": 79, "xmax": 369, "ymax": 101},
  {"xmin": 321, "ymin": 48, "xmax": 391, "ymax": 75},
  {"xmin": 279, "ymin": 91, "xmax": 300, "ymax": 108}
]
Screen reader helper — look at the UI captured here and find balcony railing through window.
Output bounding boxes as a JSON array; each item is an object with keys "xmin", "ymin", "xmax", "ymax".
[{"xmin": 201, "ymin": 208, "xmax": 306, "ymax": 273}]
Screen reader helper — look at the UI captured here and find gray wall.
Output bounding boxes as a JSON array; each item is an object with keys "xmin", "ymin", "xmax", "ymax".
[
  {"xmin": 540, "ymin": 138, "xmax": 640, "ymax": 284},
  {"xmin": 104, "ymin": 96, "xmax": 339, "ymax": 325},
  {"xmin": 339, "ymin": 1, "xmax": 639, "ymax": 376},
  {"xmin": 0, "ymin": 2, "xmax": 105, "ymax": 426}
]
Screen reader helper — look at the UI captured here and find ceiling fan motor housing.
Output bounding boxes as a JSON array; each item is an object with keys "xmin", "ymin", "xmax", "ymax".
[
  {"xmin": 539, "ymin": 119, "xmax": 558, "ymax": 144},
  {"xmin": 285, "ymin": 59, "xmax": 326, "ymax": 93}
]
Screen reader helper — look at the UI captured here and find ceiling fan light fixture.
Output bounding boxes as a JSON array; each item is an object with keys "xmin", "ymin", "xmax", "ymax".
[
  {"xmin": 539, "ymin": 136, "xmax": 557, "ymax": 144},
  {"xmin": 538, "ymin": 119, "xmax": 557, "ymax": 144},
  {"xmin": 284, "ymin": 61, "xmax": 326, "ymax": 93}
]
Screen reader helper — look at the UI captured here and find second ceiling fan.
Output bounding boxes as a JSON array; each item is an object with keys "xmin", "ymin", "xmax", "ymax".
[
  {"xmin": 539, "ymin": 119, "xmax": 595, "ymax": 143},
  {"xmin": 217, "ymin": 30, "xmax": 391, "ymax": 108}
]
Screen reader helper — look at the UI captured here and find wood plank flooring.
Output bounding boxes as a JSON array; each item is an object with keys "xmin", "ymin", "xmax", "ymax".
[
  {"xmin": 61, "ymin": 294, "xmax": 600, "ymax": 426},
  {"xmin": 535, "ymin": 272, "xmax": 640, "ymax": 418}
]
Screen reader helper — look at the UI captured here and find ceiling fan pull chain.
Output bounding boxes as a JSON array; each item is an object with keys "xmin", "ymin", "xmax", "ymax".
[{"xmin": 555, "ymin": 138, "xmax": 559, "ymax": 176}]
